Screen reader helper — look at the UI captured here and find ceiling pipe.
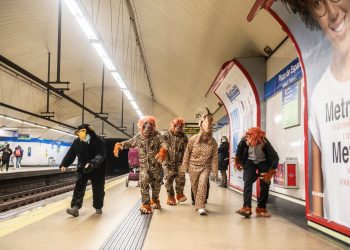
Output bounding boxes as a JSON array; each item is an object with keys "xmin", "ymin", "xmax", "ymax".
[{"xmin": 0, "ymin": 55, "xmax": 132, "ymax": 138}]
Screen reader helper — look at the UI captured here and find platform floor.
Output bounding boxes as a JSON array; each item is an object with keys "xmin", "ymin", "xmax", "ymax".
[
  {"xmin": 0, "ymin": 166, "xmax": 59, "ymax": 174},
  {"xmin": 0, "ymin": 175, "xmax": 347, "ymax": 250}
]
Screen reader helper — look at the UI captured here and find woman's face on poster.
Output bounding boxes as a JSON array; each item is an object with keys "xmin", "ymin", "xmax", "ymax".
[{"xmin": 310, "ymin": 0, "xmax": 350, "ymax": 53}]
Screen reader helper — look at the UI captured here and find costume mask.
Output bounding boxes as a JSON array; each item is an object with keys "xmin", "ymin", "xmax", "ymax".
[
  {"xmin": 199, "ymin": 108, "xmax": 213, "ymax": 135},
  {"xmin": 142, "ymin": 122, "xmax": 154, "ymax": 138},
  {"xmin": 170, "ymin": 118, "xmax": 184, "ymax": 135},
  {"xmin": 77, "ymin": 128, "xmax": 91, "ymax": 143}
]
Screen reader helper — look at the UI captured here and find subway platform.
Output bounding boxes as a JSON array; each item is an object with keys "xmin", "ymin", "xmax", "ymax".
[{"xmin": 0, "ymin": 175, "xmax": 348, "ymax": 250}]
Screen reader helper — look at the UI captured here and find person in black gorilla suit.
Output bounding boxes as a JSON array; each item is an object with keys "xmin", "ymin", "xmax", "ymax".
[{"xmin": 60, "ymin": 124, "xmax": 106, "ymax": 217}]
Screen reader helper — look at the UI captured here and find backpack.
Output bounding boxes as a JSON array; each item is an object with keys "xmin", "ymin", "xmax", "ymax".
[
  {"xmin": 128, "ymin": 148, "xmax": 140, "ymax": 167},
  {"xmin": 15, "ymin": 148, "xmax": 21, "ymax": 157}
]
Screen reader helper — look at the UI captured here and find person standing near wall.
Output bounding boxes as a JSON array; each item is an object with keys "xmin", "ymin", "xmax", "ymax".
[
  {"xmin": 218, "ymin": 136, "xmax": 229, "ymax": 188},
  {"xmin": 0, "ymin": 144, "xmax": 13, "ymax": 172},
  {"xmin": 60, "ymin": 124, "xmax": 106, "ymax": 217},
  {"xmin": 14, "ymin": 145, "xmax": 24, "ymax": 169},
  {"xmin": 234, "ymin": 127, "xmax": 279, "ymax": 218}
]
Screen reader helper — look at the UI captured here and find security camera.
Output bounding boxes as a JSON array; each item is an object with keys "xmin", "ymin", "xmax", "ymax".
[{"xmin": 264, "ymin": 46, "xmax": 273, "ymax": 55}]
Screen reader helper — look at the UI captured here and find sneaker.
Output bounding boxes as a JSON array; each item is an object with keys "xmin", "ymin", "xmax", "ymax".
[
  {"xmin": 96, "ymin": 209, "xmax": 102, "ymax": 214},
  {"xmin": 197, "ymin": 208, "xmax": 207, "ymax": 215},
  {"xmin": 66, "ymin": 206, "xmax": 79, "ymax": 217}
]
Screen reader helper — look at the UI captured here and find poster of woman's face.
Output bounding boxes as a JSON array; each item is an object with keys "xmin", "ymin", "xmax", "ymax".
[{"xmin": 274, "ymin": 0, "xmax": 350, "ymax": 236}]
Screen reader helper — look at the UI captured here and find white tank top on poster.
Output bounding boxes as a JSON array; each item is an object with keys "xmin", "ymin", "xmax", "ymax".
[{"xmin": 309, "ymin": 66, "xmax": 350, "ymax": 228}]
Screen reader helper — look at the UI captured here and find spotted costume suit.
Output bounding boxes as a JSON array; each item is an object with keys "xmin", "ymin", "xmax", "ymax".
[
  {"xmin": 121, "ymin": 132, "xmax": 166, "ymax": 204},
  {"xmin": 163, "ymin": 131, "xmax": 188, "ymax": 197},
  {"xmin": 182, "ymin": 133, "xmax": 218, "ymax": 210}
]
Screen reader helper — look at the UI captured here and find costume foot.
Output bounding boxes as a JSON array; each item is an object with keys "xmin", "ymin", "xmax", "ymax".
[
  {"xmin": 140, "ymin": 204, "xmax": 152, "ymax": 214},
  {"xmin": 236, "ymin": 207, "xmax": 252, "ymax": 218},
  {"xmin": 167, "ymin": 196, "xmax": 177, "ymax": 206},
  {"xmin": 95, "ymin": 209, "xmax": 102, "ymax": 214},
  {"xmin": 66, "ymin": 206, "xmax": 79, "ymax": 217},
  {"xmin": 197, "ymin": 208, "xmax": 207, "ymax": 215},
  {"xmin": 150, "ymin": 198, "xmax": 161, "ymax": 209},
  {"xmin": 256, "ymin": 207, "xmax": 271, "ymax": 217},
  {"xmin": 176, "ymin": 193, "xmax": 187, "ymax": 203}
]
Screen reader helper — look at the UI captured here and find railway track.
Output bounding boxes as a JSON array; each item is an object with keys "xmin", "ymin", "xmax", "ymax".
[{"xmin": 0, "ymin": 172, "xmax": 115, "ymax": 212}]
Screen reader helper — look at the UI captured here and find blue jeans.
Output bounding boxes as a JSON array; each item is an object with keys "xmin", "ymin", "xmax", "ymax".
[{"xmin": 16, "ymin": 157, "xmax": 22, "ymax": 168}]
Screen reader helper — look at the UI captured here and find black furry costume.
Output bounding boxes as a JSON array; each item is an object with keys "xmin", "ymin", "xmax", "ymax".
[{"xmin": 60, "ymin": 124, "xmax": 106, "ymax": 209}]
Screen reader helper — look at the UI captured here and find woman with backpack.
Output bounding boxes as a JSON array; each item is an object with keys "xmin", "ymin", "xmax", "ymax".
[{"xmin": 14, "ymin": 145, "xmax": 24, "ymax": 169}]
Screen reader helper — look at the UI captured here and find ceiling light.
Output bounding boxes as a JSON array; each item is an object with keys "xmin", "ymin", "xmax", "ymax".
[
  {"xmin": 92, "ymin": 43, "xmax": 116, "ymax": 71},
  {"xmin": 136, "ymin": 110, "xmax": 143, "ymax": 117},
  {"xmin": 49, "ymin": 128, "xmax": 76, "ymax": 137},
  {"xmin": 0, "ymin": 115, "xmax": 47, "ymax": 129},
  {"xmin": 76, "ymin": 18, "xmax": 98, "ymax": 40},
  {"xmin": 111, "ymin": 72, "xmax": 127, "ymax": 89},
  {"xmin": 130, "ymin": 101, "xmax": 139, "ymax": 110},
  {"xmin": 122, "ymin": 89, "xmax": 134, "ymax": 101}
]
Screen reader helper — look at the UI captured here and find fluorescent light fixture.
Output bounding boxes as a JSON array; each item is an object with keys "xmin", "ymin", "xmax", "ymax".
[
  {"xmin": 136, "ymin": 110, "xmax": 143, "ymax": 116},
  {"xmin": 92, "ymin": 43, "xmax": 116, "ymax": 71},
  {"xmin": 64, "ymin": 0, "xmax": 145, "ymax": 119},
  {"xmin": 111, "ymin": 72, "xmax": 127, "ymax": 89},
  {"xmin": 122, "ymin": 89, "xmax": 134, "ymax": 101},
  {"xmin": 76, "ymin": 18, "xmax": 98, "ymax": 40},
  {"xmin": 130, "ymin": 101, "xmax": 139, "ymax": 110},
  {"xmin": 63, "ymin": 0, "xmax": 98, "ymax": 40},
  {"xmin": 50, "ymin": 128, "xmax": 76, "ymax": 137},
  {"xmin": 0, "ymin": 115, "xmax": 47, "ymax": 129},
  {"xmin": 63, "ymin": 0, "xmax": 84, "ymax": 18}
]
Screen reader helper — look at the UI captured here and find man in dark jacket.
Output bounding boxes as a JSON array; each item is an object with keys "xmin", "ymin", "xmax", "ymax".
[
  {"xmin": 234, "ymin": 127, "xmax": 279, "ymax": 218},
  {"xmin": 1, "ymin": 144, "xmax": 13, "ymax": 171},
  {"xmin": 60, "ymin": 124, "xmax": 106, "ymax": 217}
]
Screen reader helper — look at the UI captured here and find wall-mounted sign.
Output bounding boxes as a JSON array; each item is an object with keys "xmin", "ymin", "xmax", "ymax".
[
  {"xmin": 18, "ymin": 134, "xmax": 31, "ymax": 140},
  {"xmin": 282, "ymin": 81, "xmax": 300, "ymax": 128}
]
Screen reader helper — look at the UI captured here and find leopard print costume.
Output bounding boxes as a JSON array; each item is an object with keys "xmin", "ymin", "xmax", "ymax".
[
  {"xmin": 121, "ymin": 131, "xmax": 165, "ymax": 204},
  {"xmin": 163, "ymin": 130, "xmax": 188, "ymax": 198},
  {"xmin": 182, "ymin": 133, "xmax": 218, "ymax": 210}
]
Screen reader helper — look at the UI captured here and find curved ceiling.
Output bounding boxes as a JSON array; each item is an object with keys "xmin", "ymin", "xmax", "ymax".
[{"xmin": 0, "ymin": 0, "xmax": 285, "ymax": 140}]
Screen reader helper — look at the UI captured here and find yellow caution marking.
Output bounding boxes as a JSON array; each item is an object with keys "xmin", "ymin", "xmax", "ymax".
[{"xmin": 0, "ymin": 177, "xmax": 125, "ymax": 237}]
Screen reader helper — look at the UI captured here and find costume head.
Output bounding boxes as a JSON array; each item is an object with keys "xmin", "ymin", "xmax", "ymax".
[
  {"xmin": 245, "ymin": 127, "xmax": 265, "ymax": 147},
  {"xmin": 75, "ymin": 124, "xmax": 95, "ymax": 142},
  {"xmin": 138, "ymin": 116, "xmax": 157, "ymax": 138},
  {"xmin": 170, "ymin": 118, "xmax": 184, "ymax": 135},
  {"xmin": 221, "ymin": 136, "xmax": 228, "ymax": 143},
  {"xmin": 199, "ymin": 108, "xmax": 213, "ymax": 139}
]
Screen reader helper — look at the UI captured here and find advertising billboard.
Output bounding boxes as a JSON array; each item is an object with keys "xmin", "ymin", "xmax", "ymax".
[
  {"xmin": 268, "ymin": 0, "xmax": 350, "ymax": 236},
  {"xmin": 212, "ymin": 60, "xmax": 260, "ymax": 195}
]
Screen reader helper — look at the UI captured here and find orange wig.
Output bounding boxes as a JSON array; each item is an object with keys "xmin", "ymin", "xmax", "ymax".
[
  {"xmin": 138, "ymin": 116, "xmax": 157, "ymax": 132},
  {"xmin": 170, "ymin": 118, "xmax": 184, "ymax": 129},
  {"xmin": 245, "ymin": 127, "xmax": 266, "ymax": 146}
]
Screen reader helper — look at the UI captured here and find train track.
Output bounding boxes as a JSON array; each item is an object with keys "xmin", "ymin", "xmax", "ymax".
[{"xmin": 0, "ymin": 175, "xmax": 115, "ymax": 212}]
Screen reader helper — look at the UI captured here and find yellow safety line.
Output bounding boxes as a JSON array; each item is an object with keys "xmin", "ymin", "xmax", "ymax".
[{"xmin": 0, "ymin": 177, "xmax": 126, "ymax": 237}]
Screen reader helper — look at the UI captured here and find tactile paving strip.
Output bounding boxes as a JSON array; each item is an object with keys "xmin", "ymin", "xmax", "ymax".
[{"xmin": 100, "ymin": 199, "xmax": 152, "ymax": 250}]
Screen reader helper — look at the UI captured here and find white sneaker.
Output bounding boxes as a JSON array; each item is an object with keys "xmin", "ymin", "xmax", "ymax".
[{"xmin": 197, "ymin": 208, "xmax": 207, "ymax": 215}]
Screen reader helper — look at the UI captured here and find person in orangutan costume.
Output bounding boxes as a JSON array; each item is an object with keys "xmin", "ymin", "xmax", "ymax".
[
  {"xmin": 234, "ymin": 127, "xmax": 279, "ymax": 218},
  {"xmin": 181, "ymin": 108, "xmax": 218, "ymax": 215},
  {"xmin": 113, "ymin": 116, "xmax": 167, "ymax": 214},
  {"xmin": 163, "ymin": 118, "xmax": 188, "ymax": 206}
]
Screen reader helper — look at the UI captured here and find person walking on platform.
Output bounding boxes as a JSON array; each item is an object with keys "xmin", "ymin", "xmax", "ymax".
[
  {"xmin": 60, "ymin": 124, "xmax": 106, "ymax": 217},
  {"xmin": 14, "ymin": 145, "xmax": 24, "ymax": 169},
  {"xmin": 163, "ymin": 118, "xmax": 188, "ymax": 206},
  {"xmin": 234, "ymin": 127, "xmax": 279, "ymax": 218},
  {"xmin": 0, "ymin": 144, "xmax": 13, "ymax": 172},
  {"xmin": 218, "ymin": 136, "xmax": 229, "ymax": 188},
  {"xmin": 181, "ymin": 108, "xmax": 218, "ymax": 215},
  {"xmin": 114, "ymin": 116, "xmax": 167, "ymax": 214}
]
